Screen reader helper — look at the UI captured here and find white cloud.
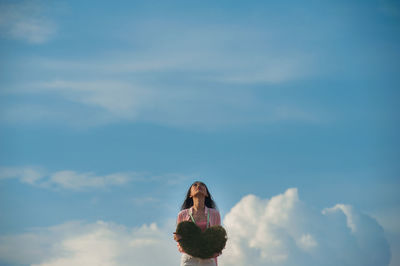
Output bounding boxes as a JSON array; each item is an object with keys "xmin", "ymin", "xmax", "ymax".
[
  {"xmin": 32, "ymin": 80, "xmax": 155, "ymax": 119},
  {"xmin": 369, "ymin": 207, "xmax": 400, "ymax": 266},
  {"xmin": 322, "ymin": 204, "xmax": 357, "ymax": 233},
  {"xmin": 0, "ymin": 221, "xmax": 179, "ymax": 266},
  {"xmin": 0, "ymin": 19, "xmax": 320, "ymax": 129},
  {"xmin": 0, "ymin": 188, "xmax": 393, "ymax": 266},
  {"xmin": 45, "ymin": 170, "xmax": 131, "ymax": 190},
  {"xmin": 0, "ymin": 166, "xmax": 136, "ymax": 190},
  {"xmin": 296, "ymin": 233, "xmax": 317, "ymax": 251},
  {"xmin": 220, "ymin": 188, "xmax": 391, "ymax": 266},
  {"xmin": 0, "ymin": 1, "xmax": 56, "ymax": 44},
  {"xmin": 2, "ymin": 77, "xmax": 321, "ymax": 129},
  {"xmin": 0, "ymin": 165, "xmax": 44, "ymax": 185},
  {"xmin": 0, "ymin": 166, "xmax": 193, "ymax": 191},
  {"xmin": 217, "ymin": 56, "xmax": 311, "ymax": 85},
  {"xmin": 131, "ymin": 196, "xmax": 160, "ymax": 206}
]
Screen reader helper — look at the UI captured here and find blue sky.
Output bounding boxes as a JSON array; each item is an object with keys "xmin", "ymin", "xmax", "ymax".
[{"xmin": 0, "ymin": 0, "xmax": 399, "ymax": 265}]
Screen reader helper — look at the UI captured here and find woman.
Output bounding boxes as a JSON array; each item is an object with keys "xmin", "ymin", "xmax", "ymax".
[{"xmin": 174, "ymin": 181, "xmax": 221, "ymax": 266}]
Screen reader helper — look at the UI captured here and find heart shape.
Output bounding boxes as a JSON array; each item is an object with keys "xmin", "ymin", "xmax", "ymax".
[{"xmin": 176, "ymin": 221, "xmax": 227, "ymax": 259}]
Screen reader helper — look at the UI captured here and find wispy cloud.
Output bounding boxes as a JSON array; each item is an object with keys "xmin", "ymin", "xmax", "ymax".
[
  {"xmin": 2, "ymin": 76, "xmax": 321, "ymax": 129},
  {"xmin": 0, "ymin": 19, "xmax": 320, "ymax": 129},
  {"xmin": 33, "ymin": 80, "xmax": 155, "ymax": 119},
  {"xmin": 0, "ymin": 165, "xmax": 45, "ymax": 185},
  {"xmin": 45, "ymin": 170, "xmax": 131, "ymax": 190},
  {"xmin": 216, "ymin": 55, "xmax": 312, "ymax": 84},
  {"xmin": 0, "ymin": 166, "xmax": 133, "ymax": 190},
  {"xmin": 131, "ymin": 197, "xmax": 161, "ymax": 206},
  {"xmin": 0, "ymin": 1, "xmax": 56, "ymax": 44},
  {"xmin": 0, "ymin": 166, "xmax": 193, "ymax": 191}
]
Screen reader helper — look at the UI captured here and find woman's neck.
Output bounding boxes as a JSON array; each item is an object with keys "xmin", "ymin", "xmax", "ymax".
[{"xmin": 192, "ymin": 196, "xmax": 205, "ymax": 213}]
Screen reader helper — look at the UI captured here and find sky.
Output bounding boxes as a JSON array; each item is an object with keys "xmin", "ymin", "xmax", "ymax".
[{"xmin": 0, "ymin": 0, "xmax": 399, "ymax": 265}]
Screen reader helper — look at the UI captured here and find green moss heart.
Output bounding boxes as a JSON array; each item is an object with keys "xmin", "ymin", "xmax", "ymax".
[{"xmin": 176, "ymin": 221, "xmax": 227, "ymax": 259}]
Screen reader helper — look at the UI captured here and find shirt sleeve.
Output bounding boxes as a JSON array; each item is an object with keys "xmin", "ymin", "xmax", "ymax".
[
  {"xmin": 176, "ymin": 212, "xmax": 182, "ymax": 224},
  {"xmin": 211, "ymin": 209, "xmax": 221, "ymax": 226},
  {"xmin": 216, "ymin": 211, "xmax": 221, "ymax": 225}
]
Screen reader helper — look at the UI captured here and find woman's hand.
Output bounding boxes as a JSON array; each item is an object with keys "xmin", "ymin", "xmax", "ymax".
[
  {"xmin": 174, "ymin": 233, "xmax": 184, "ymax": 253},
  {"xmin": 211, "ymin": 252, "xmax": 221, "ymax": 258},
  {"xmin": 173, "ymin": 232, "xmax": 181, "ymax": 242}
]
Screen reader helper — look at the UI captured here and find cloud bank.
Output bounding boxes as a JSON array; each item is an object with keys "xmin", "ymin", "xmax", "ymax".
[
  {"xmin": 220, "ymin": 188, "xmax": 391, "ymax": 266},
  {"xmin": 0, "ymin": 221, "xmax": 179, "ymax": 266},
  {"xmin": 0, "ymin": 188, "xmax": 391, "ymax": 266}
]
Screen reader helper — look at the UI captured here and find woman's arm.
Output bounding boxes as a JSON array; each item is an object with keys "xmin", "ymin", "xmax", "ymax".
[{"xmin": 174, "ymin": 211, "xmax": 185, "ymax": 252}]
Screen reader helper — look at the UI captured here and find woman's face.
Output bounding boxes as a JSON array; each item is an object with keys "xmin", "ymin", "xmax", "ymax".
[{"xmin": 190, "ymin": 182, "xmax": 208, "ymax": 198}]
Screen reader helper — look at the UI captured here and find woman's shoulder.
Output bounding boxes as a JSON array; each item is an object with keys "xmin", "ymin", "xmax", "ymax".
[
  {"xmin": 208, "ymin": 207, "xmax": 220, "ymax": 215},
  {"xmin": 177, "ymin": 208, "xmax": 190, "ymax": 223},
  {"xmin": 178, "ymin": 208, "xmax": 190, "ymax": 216}
]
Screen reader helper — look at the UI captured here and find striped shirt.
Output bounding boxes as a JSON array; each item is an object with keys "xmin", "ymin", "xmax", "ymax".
[{"xmin": 176, "ymin": 206, "xmax": 222, "ymax": 265}]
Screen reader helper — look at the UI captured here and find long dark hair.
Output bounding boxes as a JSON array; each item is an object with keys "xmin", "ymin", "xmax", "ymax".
[{"xmin": 180, "ymin": 181, "xmax": 217, "ymax": 210}]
